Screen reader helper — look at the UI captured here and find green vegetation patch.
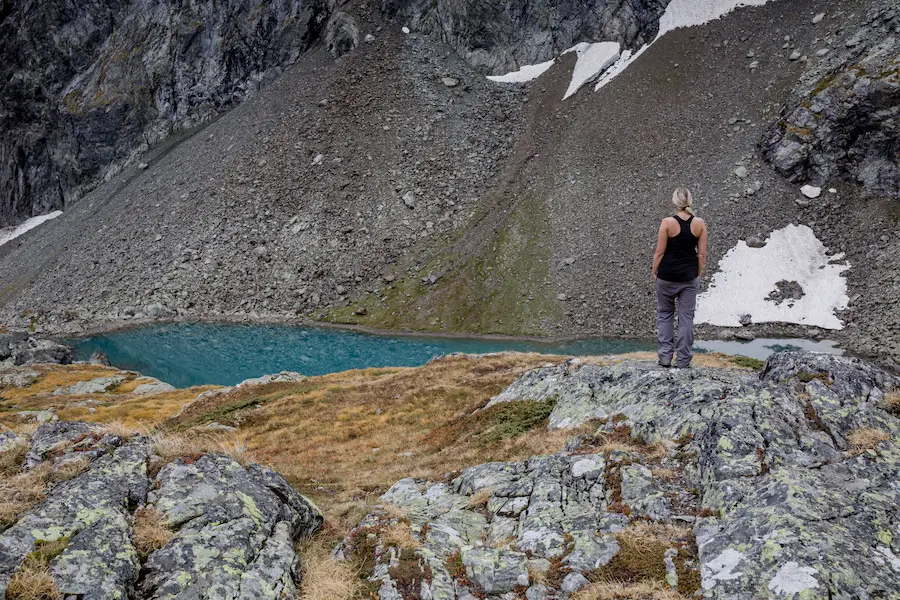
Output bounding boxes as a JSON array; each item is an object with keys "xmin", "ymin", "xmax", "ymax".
[
  {"xmin": 327, "ymin": 193, "xmax": 563, "ymax": 336},
  {"xmin": 428, "ymin": 398, "xmax": 558, "ymax": 449},
  {"xmin": 729, "ymin": 356, "xmax": 765, "ymax": 370}
]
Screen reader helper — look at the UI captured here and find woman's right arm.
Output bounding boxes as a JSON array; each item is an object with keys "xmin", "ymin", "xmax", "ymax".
[{"xmin": 652, "ymin": 220, "xmax": 668, "ymax": 279}]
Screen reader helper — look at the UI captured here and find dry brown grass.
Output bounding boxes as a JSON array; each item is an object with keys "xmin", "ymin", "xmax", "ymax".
[
  {"xmin": 585, "ymin": 522, "xmax": 699, "ymax": 597},
  {"xmin": 148, "ymin": 430, "xmax": 253, "ymax": 466},
  {"xmin": 132, "ymin": 506, "xmax": 174, "ymax": 558},
  {"xmin": 162, "ymin": 353, "xmax": 569, "ymax": 530},
  {"xmin": 381, "ymin": 521, "xmax": 421, "ymax": 551},
  {"xmin": 847, "ymin": 427, "xmax": 890, "ymax": 453},
  {"xmin": 0, "ymin": 437, "xmax": 29, "ymax": 476},
  {"xmin": 0, "ymin": 456, "xmax": 91, "ymax": 528},
  {"xmin": 572, "ymin": 580, "xmax": 685, "ymax": 600},
  {"xmin": 466, "ymin": 488, "xmax": 493, "ymax": 510},
  {"xmin": 5, "ymin": 538, "xmax": 67, "ymax": 600},
  {"xmin": 882, "ymin": 392, "xmax": 900, "ymax": 416},
  {"xmin": 297, "ymin": 537, "xmax": 369, "ymax": 600}
]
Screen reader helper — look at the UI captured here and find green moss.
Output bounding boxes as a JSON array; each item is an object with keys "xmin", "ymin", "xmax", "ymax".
[
  {"xmin": 326, "ymin": 193, "xmax": 563, "ymax": 336},
  {"xmin": 798, "ymin": 371, "xmax": 830, "ymax": 384},
  {"xmin": 730, "ymin": 356, "xmax": 765, "ymax": 370},
  {"xmin": 428, "ymin": 398, "xmax": 558, "ymax": 450}
]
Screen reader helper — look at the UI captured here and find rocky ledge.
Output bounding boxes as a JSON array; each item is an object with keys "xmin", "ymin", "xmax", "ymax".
[
  {"xmin": 0, "ymin": 331, "xmax": 72, "ymax": 367},
  {"xmin": 0, "ymin": 421, "xmax": 322, "ymax": 599},
  {"xmin": 340, "ymin": 352, "xmax": 900, "ymax": 599}
]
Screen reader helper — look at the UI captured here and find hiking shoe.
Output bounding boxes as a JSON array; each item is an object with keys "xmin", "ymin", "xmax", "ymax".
[{"xmin": 658, "ymin": 361, "xmax": 672, "ymax": 368}]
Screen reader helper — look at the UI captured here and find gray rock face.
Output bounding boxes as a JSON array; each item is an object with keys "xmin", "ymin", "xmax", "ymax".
[
  {"xmin": 0, "ymin": 0, "xmax": 330, "ymax": 228},
  {"xmin": 0, "ymin": 366, "xmax": 40, "ymax": 389},
  {"xmin": 381, "ymin": 0, "xmax": 669, "ymax": 74},
  {"xmin": 0, "ymin": 332, "xmax": 73, "ymax": 365},
  {"xmin": 141, "ymin": 454, "xmax": 322, "ymax": 598},
  {"xmin": 345, "ymin": 353, "xmax": 900, "ymax": 599},
  {"xmin": 52, "ymin": 374, "xmax": 125, "ymax": 396},
  {"xmin": 764, "ymin": 3, "xmax": 899, "ymax": 197},
  {"xmin": 0, "ymin": 421, "xmax": 322, "ymax": 598}
]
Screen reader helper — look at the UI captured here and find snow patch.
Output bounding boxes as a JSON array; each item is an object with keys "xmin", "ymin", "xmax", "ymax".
[
  {"xmin": 0, "ymin": 211, "xmax": 63, "ymax": 247},
  {"xmin": 767, "ymin": 562, "xmax": 820, "ymax": 595},
  {"xmin": 702, "ymin": 548, "xmax": 745, "ymax": 589},
  {"xmin": 562, "ymin": 42, "xmax": 620, "ymax": 99},
  {"xmin": 596, "ymin": 0, "xmax": 772, "ymax": 90},
  {"xmin": 487, "ymin": 59, "xmax": 556, "ymax": 83},
  {"xmin": 696, "ymin": 224, "xmax": 849, "ymax": 330}
]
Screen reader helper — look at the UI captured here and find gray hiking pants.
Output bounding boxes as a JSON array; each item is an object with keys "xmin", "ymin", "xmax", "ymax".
[{"xmin": 656, "ymin": 277, "xmax": 699, "ymax": 368}]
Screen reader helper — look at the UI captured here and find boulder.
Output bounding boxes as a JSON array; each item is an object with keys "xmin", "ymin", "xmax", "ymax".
[{"xmin": 0, "ymin": 422, "xmax": 322, "ymax": 599}]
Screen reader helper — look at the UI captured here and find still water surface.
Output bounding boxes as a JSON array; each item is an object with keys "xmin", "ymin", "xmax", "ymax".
[{"xmin": 71, "ymin": 323, "xmax": 841, "ymax": 388}]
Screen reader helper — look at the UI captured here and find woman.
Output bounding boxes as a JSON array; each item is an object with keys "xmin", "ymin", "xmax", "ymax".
[{"xmin": 652, "ymin": 187, "xmax": 707, "ymax": 368}]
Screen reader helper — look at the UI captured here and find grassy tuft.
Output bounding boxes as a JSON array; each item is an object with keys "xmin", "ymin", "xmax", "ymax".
[
  {"xmin": 6, "ymin": 538, "xmax": 69, "ymax": 600},
  {"xmin": 297, "ymin": 536, "xmax": 370, "ymax": 600},
  {"xmin": 846, "ymin": 427, "xmax": 890, "ymax": 454},
  {"xmin": 585, "ymin": 523, "xmax": 698, "ymax": 596},
  {"xmin": 572, "ymin": 580, "xmax": 685, "ymax": 600},
  {"xmin": 132, "ymin": 506, "xmax": 174, "ymax": 558},
  {"xmin": 0, "ymin": 437, "xmax": 29, "ymax": 477},
  {"xmin": 882, "ymin": 392, "xmax": 900, "ymax": 417},
  {"xmin": 0, "ymin": 458, "xmax": 91, "ymax": 528}
]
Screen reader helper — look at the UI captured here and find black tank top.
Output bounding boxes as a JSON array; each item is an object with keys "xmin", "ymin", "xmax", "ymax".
[{"xmin": 658, "ymin": 215, "xmax": 699, "ymax": 282}]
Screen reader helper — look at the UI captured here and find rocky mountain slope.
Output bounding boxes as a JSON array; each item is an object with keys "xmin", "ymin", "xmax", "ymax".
[{"xmin": 0, "ymin": 0, "xmax": 898, "ymax": 367}]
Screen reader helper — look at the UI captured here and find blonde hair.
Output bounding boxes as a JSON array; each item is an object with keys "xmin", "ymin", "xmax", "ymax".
[{"xmin": 672, "ymin": 187, "xmax": 694, "ymax": 214}]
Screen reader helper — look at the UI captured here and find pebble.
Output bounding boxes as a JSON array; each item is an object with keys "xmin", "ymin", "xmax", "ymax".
[
  {"xmin": 789, "ymin": 50, "xmax": 802, "ymax": 60},
  {"xmin": 365, "ymin": 34, "xmax": 375, "ymax": 43},
  {"xmin": 734, "ymin": 166, "xmax": 749, "ymax": 179},
  {"xmin": 812, "ymin": 12, "xmax": 826, "ymax": 24},
  {"xmin": 801, "ymin": 184, "xmax": 822, "ymax": 199}
]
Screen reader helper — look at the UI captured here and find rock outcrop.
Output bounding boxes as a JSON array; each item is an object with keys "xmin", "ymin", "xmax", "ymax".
[
  {"xmin": 0, "ymin": 0, "xmax": 331, "ymax": 227},
  {"xmin": 382, "ymin": 0, "xmax": 668, "ymax": 74},
  {"xmin": 342, "ymin": 352, "xmax": 900, "ymax": 598},
  {"xmin": 764, "ymin": 2, "xmax": 899, "ymax": 197},
  {"xmin": 0, "ymin": 421, "xmax": 323, "ymax": 598},
  {"xmin": 0, "ymin": 331, "xmax": 72, "ymax": 366}
]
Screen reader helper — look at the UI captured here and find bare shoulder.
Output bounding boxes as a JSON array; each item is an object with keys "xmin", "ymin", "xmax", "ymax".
[{"xmin": 693, "ymin": 216, "xmax": 707, "ymax": 231}]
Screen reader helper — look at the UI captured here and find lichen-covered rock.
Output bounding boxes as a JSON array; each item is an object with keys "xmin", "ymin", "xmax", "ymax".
[
  {"xmin": 0, "ymin": 441, "xmax": 148, "ymax": 597},
  {"xmin": 52, "ymin": 374, "xmax": 125, "ymax": 396},
  {"xmin": 346, "ymin": 352, "xmax": 900, "ymax": 599},
  {"xmin": 140, "ymin": 453, "xmax": 322, "ymax": 598},
  {"xmin": 0, "ymin": 422, "xmax": 322, "ymax": 598},
  {"xmin": 0, "ymin": 425, "xmax": 19, "ymax": 453},
  {"xmin": 0, "ymin": 366, "xmax": 40, "ymax": 388},
  {"xmin": 10, "ymin": 338, "xmax": 73, "ymax": 366},
  {"xmin": 131, "ymin": 377, "xmax": 176, "ymax": 395}
]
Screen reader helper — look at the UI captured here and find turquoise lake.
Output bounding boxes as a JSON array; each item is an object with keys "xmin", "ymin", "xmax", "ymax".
[{"xmin": 71, "ymin": 323, "xmax": 841, "ymax": 388}]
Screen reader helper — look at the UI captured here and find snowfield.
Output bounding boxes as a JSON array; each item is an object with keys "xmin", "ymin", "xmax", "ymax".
[
  {"xmin": 695, "ymin": 224, "xmax": 850, "ymax": 330},
  {"xmin": 562, "ymin": 42, "xmax": 620, "ymax": 99},
  {"xmin": 486, "ymin": 59, "xmax": 556, "ymax": 83},
  {"xmin": 0, "ymin": 211, "xmax": 63, "ymax": 247},
  {"xmin": 489, "ymin": 0, "xmax": 774, "ymax": 95}
]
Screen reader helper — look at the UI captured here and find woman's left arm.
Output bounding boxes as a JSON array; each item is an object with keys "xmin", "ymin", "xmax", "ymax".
[{"xmin": 652, "ymin": 221, "xmax": 668, "ymax": 279}]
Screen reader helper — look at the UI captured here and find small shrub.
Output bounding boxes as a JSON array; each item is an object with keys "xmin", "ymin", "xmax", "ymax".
[
  {"xmin": 388, "ymin": 549, "xmax": 431, "ymax": 600},
  {"xmin": 446, "ymin": 550, "xmax": 466, "ymax": 579},
  {"xmin": 133, "ymin": 506, "xmax": 174, "ymax": 558}
]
